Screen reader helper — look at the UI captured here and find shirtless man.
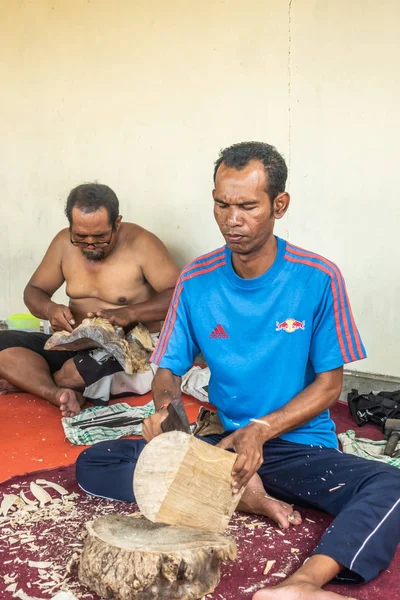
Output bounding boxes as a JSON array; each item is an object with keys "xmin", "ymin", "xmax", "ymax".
[{"xmin": 0, "ymin": 183, "xmax": 179, "ymax": 417}]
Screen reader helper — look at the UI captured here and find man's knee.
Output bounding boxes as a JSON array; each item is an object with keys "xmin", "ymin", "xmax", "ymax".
[
  {"xmin": 362, "ymin": 465, "xmax": 400, "ymax": 500},
  {"xmin": 76, "ymin": 439, "xmax": 147, "ymax": 502},
  {"xmin": 54, "ymin": 358, "xmax": 85, "ymax": 389}
]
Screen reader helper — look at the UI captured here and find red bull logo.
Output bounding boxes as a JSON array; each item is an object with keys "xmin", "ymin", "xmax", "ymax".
[{"xmin": 276, "ymin": 318, "xmax": 305, "ymax": 334}]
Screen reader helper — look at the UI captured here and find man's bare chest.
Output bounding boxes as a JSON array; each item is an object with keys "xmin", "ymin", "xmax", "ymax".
[{"xmin": 62, "ymin": 257, "xmax": 147, "ymax": 305}]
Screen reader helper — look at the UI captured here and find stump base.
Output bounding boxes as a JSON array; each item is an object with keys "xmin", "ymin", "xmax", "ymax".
[{"xmin": 79, "ymin": 514, "xmax": 237, "ymax": 600}]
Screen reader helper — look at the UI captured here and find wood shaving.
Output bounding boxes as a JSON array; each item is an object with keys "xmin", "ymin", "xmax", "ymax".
[
  {"xmin": 272, "ymin": 572, "xmax": 287, "ymax": 578},
  {"xmin": 14, "ymin": 591, "xmax": 43, "ymax": 600},
  {"xmin": 263, "ymin": 559, "xmax": 276, "ymax": 575},
  {"xmin": 20, "ymin": 491, "xmax": 38, "ymax": 506},
  {"xmin": 30, "ymin": 482, "xmax": 53, "ymax": 506},
  {"xmin": 36, "ymin": 479, "xmax": 68, "ymax": 496},
  {"xmin": 1, "ymin": 493, "xmax": 19, "ymax": 516},
  {"xmin": 245, "ymin": 523, "xmax": 266, "ymax": 530},
  {"xmin": 329, "ymin": 485, "xmax": 343, "ymax": 492},
  {"xmin": 28, "ymin": 560, "xmax": 53, "ymax": 568}
]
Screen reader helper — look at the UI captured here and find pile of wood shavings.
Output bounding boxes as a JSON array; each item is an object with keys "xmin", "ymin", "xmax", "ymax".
[{"xmin": 0, "ymin": 479, "xmax": 136, "ymax": 599}]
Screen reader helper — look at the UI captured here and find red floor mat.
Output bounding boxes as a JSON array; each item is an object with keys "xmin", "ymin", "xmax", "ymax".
[
  {"xmin": 0, "ymin": 392, "xmax": 203, "ymax": 482},
  {"xmin": 0, "ymin": 463, "xmax": 397, "ymax": 600}
]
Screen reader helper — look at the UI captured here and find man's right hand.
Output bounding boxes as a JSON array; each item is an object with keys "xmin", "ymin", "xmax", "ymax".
[
  {"xmin": 47, "ymin": 304, "xmax": 75, "ymax": 332},
  {"xmin": 142, "ymin": 406, "xmax": 169, "ymax": 442}
]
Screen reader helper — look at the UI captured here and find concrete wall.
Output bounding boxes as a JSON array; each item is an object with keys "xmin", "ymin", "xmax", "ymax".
[{"xmin": 1, "ymin": 0, "xmax": 399, "ymax": 376}]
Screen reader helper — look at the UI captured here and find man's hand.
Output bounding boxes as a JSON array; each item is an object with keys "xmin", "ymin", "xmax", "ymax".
[
  {"xmin": 87, "ymin": 307, "xmax": 136, "ymax": 328},
  {"xmin": 47, "ymin": 304, "xmax": 75, "ymax": 332},
  {"xmin": 217, "ymin": 423, "xmax": 268, "ymax": 493},
  {"xmin": 142, "ymin": 406, "xmax": 169, "ymax": 442}
]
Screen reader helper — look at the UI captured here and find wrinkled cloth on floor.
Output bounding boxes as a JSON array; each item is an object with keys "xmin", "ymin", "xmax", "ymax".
[
  {"xmin": 338, "ymin": 429, "xmax": 400, "ymax": 468},
  {"xmin": 62, "ymin": 401, "xmax": 155, "ymax": 445}
]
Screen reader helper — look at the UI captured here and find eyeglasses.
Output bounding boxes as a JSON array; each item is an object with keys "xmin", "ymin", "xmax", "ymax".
[{"xmin": 70, "ymin": 231, "xmax": 113, "ymax": 248}]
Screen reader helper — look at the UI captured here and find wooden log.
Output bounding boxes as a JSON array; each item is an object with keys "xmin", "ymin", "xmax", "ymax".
[
  {"xmin": 133, "ymin": 431, "xmax": 243, "ymax": 533},
  {"xmin": 78, "ymin": 514, "xmax": 236, "ymax": 600}
]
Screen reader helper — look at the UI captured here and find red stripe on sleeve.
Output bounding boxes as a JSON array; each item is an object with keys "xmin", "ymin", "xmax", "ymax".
[
  {"xmin": 153, "ymin": 259, "xmax": 226, "ymax": 365},
  {"xmin": 285, "ymin": 254, "xmax": 350, "ymax": 363},
  {"xmin": 287, "ymin": 245, "xmax": 358, "ymax": 361}
]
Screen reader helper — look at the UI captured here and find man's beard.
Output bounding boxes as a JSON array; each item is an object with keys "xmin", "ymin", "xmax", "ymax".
[{"xmin": 82, "ymin": 250, "xmax": 106, "ymax": 261}]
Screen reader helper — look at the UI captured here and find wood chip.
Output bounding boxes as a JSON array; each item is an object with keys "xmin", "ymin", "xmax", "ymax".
[
  {"xmin": 36, "ymin": 479, "xmax": 69, "ymax": 496},
  {"xmin": 1, "ymin": 493, "xmax": 19, "ymax": 517},
  {"xmin": 14, "ymin": 590, "xmax": 43, "ymax": 600},
  {"xmin": 30, "ymin": 482, "xmax": 53, "ymax": 506},
  {"xmin": 5, "ymin": 582, "xmax": 18, "ymax": 592},
  {"xmin": 20, "ymin": 491, "xmax": 38, "ymax": 506},
  {"xmin": 263, "ymin": 559, "xmax": 276, "ymax": 575},
  {"xmin": 28, "ymin": 560, "xmax": 53, "ymax": 568}
]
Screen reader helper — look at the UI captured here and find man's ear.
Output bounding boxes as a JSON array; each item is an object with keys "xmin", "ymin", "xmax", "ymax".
[
  {"xmin": 273, "ymin": 192, "xmax": 290, "ymax": 220},
  {"xmin": 115, "ymin": 215, "xmax": 123, "ymax": 230}
]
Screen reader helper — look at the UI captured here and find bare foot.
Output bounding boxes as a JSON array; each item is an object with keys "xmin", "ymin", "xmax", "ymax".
[
  {"xmin": 0, "ymin": 377, "xmax": 21, "ymax": 395},
  {"xmin": 253, "ymin": 581, "xmax": 357, "ymax": 600},
  {"xmin": 57, "ymin": 389, "xmax": 85, "ymax": 418},
  {"xmin": 262, "ymin": 493, "xmax": 302, "ymax": 529},
  {"xmin": 238, "ymin": 474, "xmax": 302, "ymax": 529}
]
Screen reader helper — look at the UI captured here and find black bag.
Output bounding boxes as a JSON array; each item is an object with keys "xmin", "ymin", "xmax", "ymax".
[{"xmin": 348, "ymin": 389, "xmax": 400, "ymax": 429}]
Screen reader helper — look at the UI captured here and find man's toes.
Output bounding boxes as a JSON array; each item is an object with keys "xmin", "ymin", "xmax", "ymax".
[{"xmin": 288, "ymin": 510, "xmax": 302, "ymax": 525}]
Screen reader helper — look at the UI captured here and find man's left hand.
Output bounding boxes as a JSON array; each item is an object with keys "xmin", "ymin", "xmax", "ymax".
[
  {"xmin": 87, "ymin": 307, "xmax": 136, "ymax": 328},
  {"xmin": 217, "ymin": 423, "xmax": 268, "ymax": 493}
]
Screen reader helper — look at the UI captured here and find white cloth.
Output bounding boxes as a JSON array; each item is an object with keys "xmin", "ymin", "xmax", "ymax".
[{"xmin": 181, "ymin": 365, "xmax": 210, "ymax": 402}]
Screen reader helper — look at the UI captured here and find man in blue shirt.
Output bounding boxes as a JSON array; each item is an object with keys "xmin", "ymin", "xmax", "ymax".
[{"xmin": 77, "ymin": 142, "xmax": 400, "ymax": 600}]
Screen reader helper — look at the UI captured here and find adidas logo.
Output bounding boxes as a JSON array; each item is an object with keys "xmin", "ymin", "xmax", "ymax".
[{"xmin": 210, "ymin": 324, "xmax": 229, "ymax": 339}]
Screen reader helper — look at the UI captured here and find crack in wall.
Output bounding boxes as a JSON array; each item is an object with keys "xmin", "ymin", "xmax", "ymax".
[{"xmin": 288, "ymin": 0, "xmax": 293, "ymax": 172}]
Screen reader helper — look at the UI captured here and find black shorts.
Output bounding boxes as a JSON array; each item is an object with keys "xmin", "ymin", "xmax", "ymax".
[
  {"xmin": 0, "ymin": 330, "xmax": 154, "ymax": 404},
  {"xmin": 0, "ymin": 330, "xmax": 76, "ymax": 374},
  {"xmin": 0, "ymin": 330, "xmax": 130, "ymax": 404}
]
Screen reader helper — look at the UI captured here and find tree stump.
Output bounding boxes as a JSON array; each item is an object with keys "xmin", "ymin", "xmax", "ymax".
[
  {"xmin": 78, "ymin": 514, "xmax": 236, "ymax": 600},
  {"xmin": 133, "ymin": 431, "xmax": 244, "ymax": 534}
]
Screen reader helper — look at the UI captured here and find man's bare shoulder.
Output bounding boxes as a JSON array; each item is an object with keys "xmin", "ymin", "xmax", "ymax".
[
  {"xmin": 121, "ymin": 222, "xmax": 167, "ymax": 250},
  {"xmin": 45, "ymin": 228, "xmax": 70, "ymax": 253}
]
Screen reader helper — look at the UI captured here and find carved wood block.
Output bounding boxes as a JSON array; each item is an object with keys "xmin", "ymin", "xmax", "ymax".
[
  {"xmin": 133, "ymin": 431, "xmax": 243, "ymax": 533},
  {"xmin": 44, "ymin": 318, "xmax": 152, "ymax": 374}
]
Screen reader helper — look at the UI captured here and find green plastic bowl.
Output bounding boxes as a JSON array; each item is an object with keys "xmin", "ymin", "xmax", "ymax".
[{"xmin": 7, "ymin": 313, "xmax": 40, "ymax": 332}]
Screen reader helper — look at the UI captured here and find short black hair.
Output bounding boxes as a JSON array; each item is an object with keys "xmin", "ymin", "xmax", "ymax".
[
  {"xmin": 213, "ymin": 141, "xmax": 288, "ymax": 201},
  {"xmin": 65, "ymin": 183, "xmax": 119, "ymax": 226}
]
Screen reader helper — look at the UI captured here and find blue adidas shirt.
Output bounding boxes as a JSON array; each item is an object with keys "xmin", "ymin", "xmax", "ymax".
[{"xmin": 152, "ymin": 237, "xmax": 366, "ymax": 448}]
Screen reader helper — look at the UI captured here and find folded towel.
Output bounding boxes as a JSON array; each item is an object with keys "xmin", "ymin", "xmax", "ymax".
[{"xmin": 62, "ymin": 401, "xmax": 155, "ymax": 445}]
